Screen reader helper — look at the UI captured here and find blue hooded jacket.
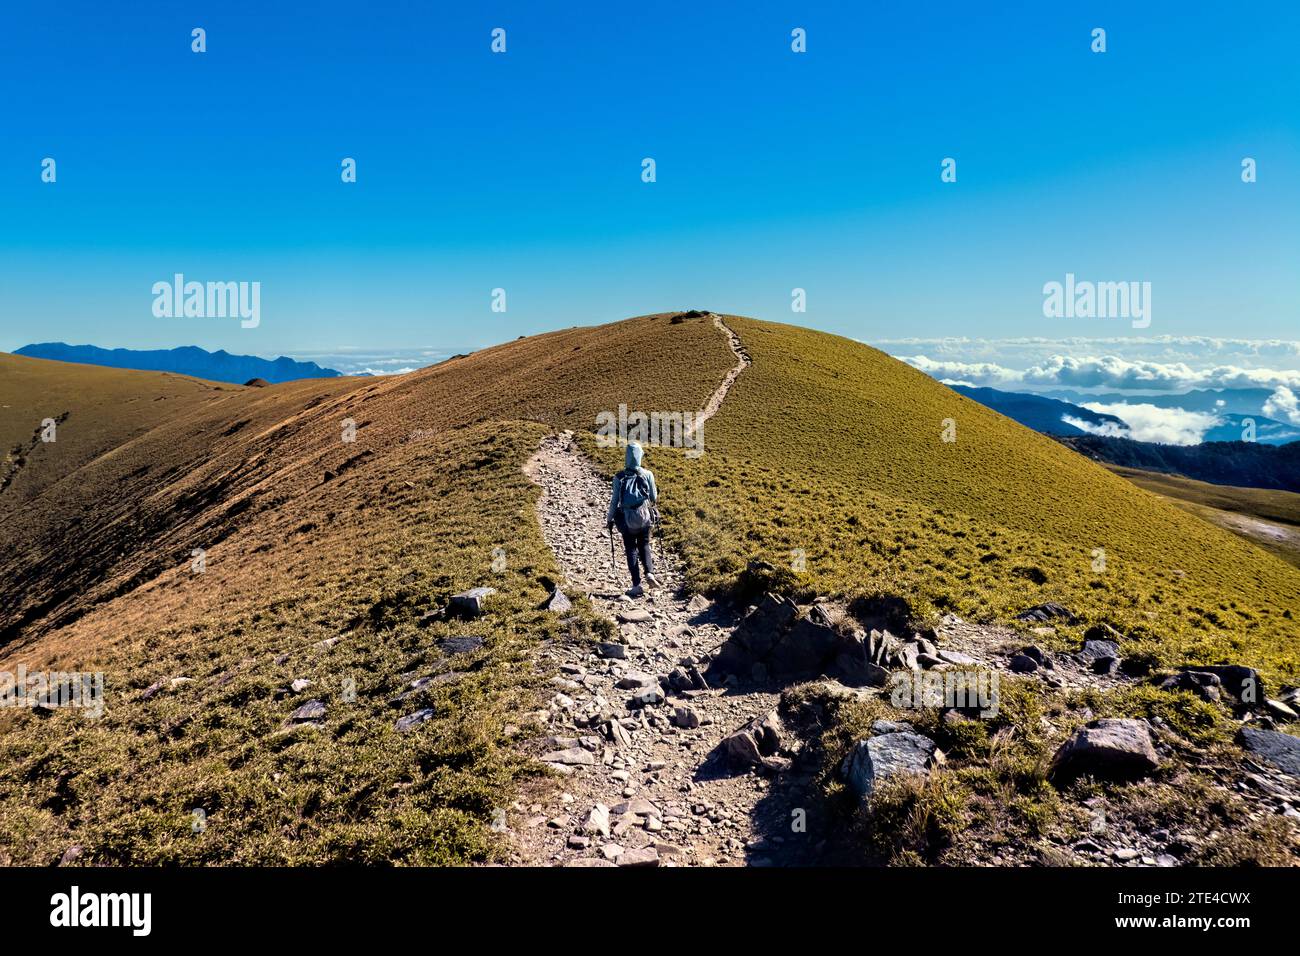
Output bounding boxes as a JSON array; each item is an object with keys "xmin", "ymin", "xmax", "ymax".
[{"xmin": 607, "ymin": 441, "xmax": 658, "ymax": 524}]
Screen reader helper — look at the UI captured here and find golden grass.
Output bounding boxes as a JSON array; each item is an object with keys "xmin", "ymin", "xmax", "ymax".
[
  {"xmin": 0, "ymin": 314, "xmax": 730, "ymax": 864},
  {"xmin": 588, "ymin": 316, "xmax": 1300, "ymax": 686},
  {"xmin": 3, "ymin": 310, "xmax": 1297, "ymax": 865}
]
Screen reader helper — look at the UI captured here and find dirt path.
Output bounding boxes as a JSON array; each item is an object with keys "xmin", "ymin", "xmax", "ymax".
[
  {"xmin": 693, "ymin": 314, "xmax": 750, "ymax": 433},
  {"xmin": 518, "ymin": 432, "xmax": 824, "ymax": 866},
  {"xmin": 512, "ymin": 316, "xmax": 820, "ymax": 867}
]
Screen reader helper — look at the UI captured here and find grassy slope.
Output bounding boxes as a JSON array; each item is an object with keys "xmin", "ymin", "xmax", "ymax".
[
  {"xmin": 588, "ymin": 317, "xmax": 1300, "ymax": 685},
  {"xmin": 0, "ymin": 315, "xmax": 733, "ymax": 864},
  {"xmin": 4, "ymin": 312, "xmax": 1296, "ymax": 866},
  {"xmin": 1108, "ymin": 466, "xmax": 1300, "ymax": 568},
  {"xmin": 0, "ymin": 354, "xmax": 223, "ymax": 501}
]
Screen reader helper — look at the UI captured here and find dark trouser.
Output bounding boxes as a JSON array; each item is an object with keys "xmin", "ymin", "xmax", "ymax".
[{"xmin": 619, "ymin": 527, "xmax": 653, "ymax": 586}]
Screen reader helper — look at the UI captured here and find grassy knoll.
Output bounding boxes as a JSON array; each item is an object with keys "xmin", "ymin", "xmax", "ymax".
[{"xmin": 587, "ymin": 316, "xmax": 1300, "ymax": 685}]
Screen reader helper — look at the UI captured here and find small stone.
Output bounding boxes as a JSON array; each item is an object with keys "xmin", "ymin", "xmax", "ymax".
[
  {"xmin": 289, "ymin": 699, "xmax": 326, "ymax": 722},
  {"xmin": 58, "ymin": 845, "xmax": 84, "ymax": 866},
  {"xmin": 545, "ymin": 589, "xmax": 573, "ymax": 614},
  {"xmin": 395, "ymin": 708, "xmax": 435, "ymax": 732},
  {"xmin": 1009, "ymin": 654, "xmax": 1038, "ymax": 674},
  {"xmin": 627, "ymin": 688, "xmax": 664, "ymax": 709},
  {"xmin": 937, "ymin": 650, "xmax": 977, "ymax": 666},
  {"xmin": 672, "ymin": 705, "xmax": 700, "ymax": 729},
  {"xmin": 617, "ymin": 846, "xmax": 659, "ymax": 867},
  {"xmin": 542, "ymin": 747, "xmax": 597, "ymax": 767},
  {"xmin": 448, "ymin": 587, "xmax": 496, "ymax": 618}
]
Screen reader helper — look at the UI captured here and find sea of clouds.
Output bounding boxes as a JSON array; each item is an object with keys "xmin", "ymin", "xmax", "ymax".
[{"xmin": 872, "ymin": 335, "xmax": 1300, "ymax": 443}]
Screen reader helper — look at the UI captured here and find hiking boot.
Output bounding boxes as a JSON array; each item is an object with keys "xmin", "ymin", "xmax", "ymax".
[
  {"xmin": 626, "ymin": 584, "xmax": 645, "ymax": 598},
  {"xmin": 645, "ymin": 574, "xmax": 662, "ymax": 590}
]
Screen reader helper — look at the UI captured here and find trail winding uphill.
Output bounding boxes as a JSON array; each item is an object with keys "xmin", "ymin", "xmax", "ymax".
[{"xmin": 515, "ymin": 317, "xmax": 819, "ymax": 866}]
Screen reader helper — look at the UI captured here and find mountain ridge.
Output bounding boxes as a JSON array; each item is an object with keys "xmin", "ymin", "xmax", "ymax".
[{"xmin": 12, "ymin": 342, "xmax": 345, "ymax": 384}]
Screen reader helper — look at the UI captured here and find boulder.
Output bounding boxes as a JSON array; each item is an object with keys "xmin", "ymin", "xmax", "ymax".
[
  {"xmin": 582, "ymin": 804, "xmax": 611, "ymax": 836},
  {"xmin": 1178, "ymin": 664, "xmax": 1264, "ymax": 707},
  {"xmin": 720, "ymin": 711, "xmax": 790, "ymax": 772},
  {"xmin": 937, "ymin": 650, "xmax": 977, "ymax": 666},
  {"xmin": 541, "ymin": 747, "xmax": 596, "ymax": 766},
  {"xmin": 672, "ymin": 704, "xmax": 701, "ymax": 729},
  {"xmin": 1237, "ymin": 727, "xmax": 1300, "ymax": 776},
  {"xmin": 617, "ymin": 847, "xmax": 660, "ymax": 867},
  {"xmin": 448, "ymin": 587, "xmax": 496, "ymax": 618},
  {"xmin": 1084, "ymin": 622, "xmax": 1126, "ymax": 643},
  {"xmin": 439, "ymin": 635, "xmax": 485, "ymax": 656},
  {"xmin": 626, "ymin": 688, "xmax": 664, "ymax": 709},
  {"xmin": 1015, "ymin": 603, "xmax": 1077, "ymax": 624},
  {"xmin": 767, "ymin": 616, "xmax": 841, "ymax": 675},
  {"xmin": 1020, "ymin": 645, "xmax": 1048, "ymax": 666},
  {"xmin": 1077, "ymin": 639, "xmax": 1120, "ymax": 666},
  {"xmin": 1009, "ymin": 653, "xmax": 1038, "ymax": 674},
  {"xmin": 709, "ymin": 592, "xmax": 867, "ymax": 683},
  {"xmin": 1050, "ymin": 718, "xmax": 1159, "ymax": 783},
  {"xmin": 610, "ymin": 797, "xmax": 661, "ymax": 818},
  {"xmin": 841, "ymin": 731, "xmax": 940, "ymax": 799},
  {"xmin": 1265, "ymin": 699, "xmax": 1299, "ymax": 723},
  {"xmin": 1154, "ymin": 670, "xmax": 1221, "ymax": 703},
  {"xmin": 544, "ymin": 589, "xmax": 572, "ymax": 614}
]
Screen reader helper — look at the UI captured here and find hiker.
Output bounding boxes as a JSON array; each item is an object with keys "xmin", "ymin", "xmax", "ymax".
[{"xmin": 607, "ymin": 441, "xmax": 660, "ymax": 597}]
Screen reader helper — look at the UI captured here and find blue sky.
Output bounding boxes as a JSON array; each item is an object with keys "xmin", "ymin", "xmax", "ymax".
[{"xmin": 1, "ymin": 0, "xmax": 1297, "ymax": 372}]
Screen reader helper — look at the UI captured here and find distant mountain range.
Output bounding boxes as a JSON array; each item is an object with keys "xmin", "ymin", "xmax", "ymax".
[
  {"xmin": 1045, "ymin": 387, "xmax": 1275, "ymax": 417},
  {"xmin": 12, "ymin": 343, "xmax": 345, "ymax": 384},
  {"xmin": 949, "ymin": 383, "xmax": 1300, "ymax": 490},
  {"xmin": 955, "ymin": 384, "xmax": 1298, "ymax": 446},
  {"xmin": 1056, "ymin": 435, "xmax": 1300, "ymax": 493},
  {"xmin": 949, "ymin": 385, "xmax": 1127, "ymax": 437}
]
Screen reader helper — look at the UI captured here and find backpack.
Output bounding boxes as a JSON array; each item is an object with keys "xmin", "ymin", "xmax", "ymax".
[{"xmin": 616, "ymin": 468, "xmax": 654, "ymax": 532}]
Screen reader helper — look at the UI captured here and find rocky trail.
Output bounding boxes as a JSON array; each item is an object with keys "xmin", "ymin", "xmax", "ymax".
[
  {"xmin": 512, "ymin": 316, "xmax": 814, "ymax": 866},
  {"xmin": 518, "ymin": 430, "xmax": 815, "ymax": 866}
]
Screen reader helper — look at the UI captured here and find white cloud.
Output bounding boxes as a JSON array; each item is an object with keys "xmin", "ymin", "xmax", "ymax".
[
  {"xmin": 1061, "ymin": 415, "xmax": 1128, "ymax": 438},
  {"xmin": 1075, "ymin": 402, "xmax": 1223, "ymax": 445},
  {"xmin": 900, "ymin": 355, "xmax": 1020, "ymax": 387},
  {"xmin": 899, "ymin": 352, "xmax": 1300, "ymax": 393},
  {"xmin": 1262, "ymin": 385, "xmax": 1300, "ymax": 426}
]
